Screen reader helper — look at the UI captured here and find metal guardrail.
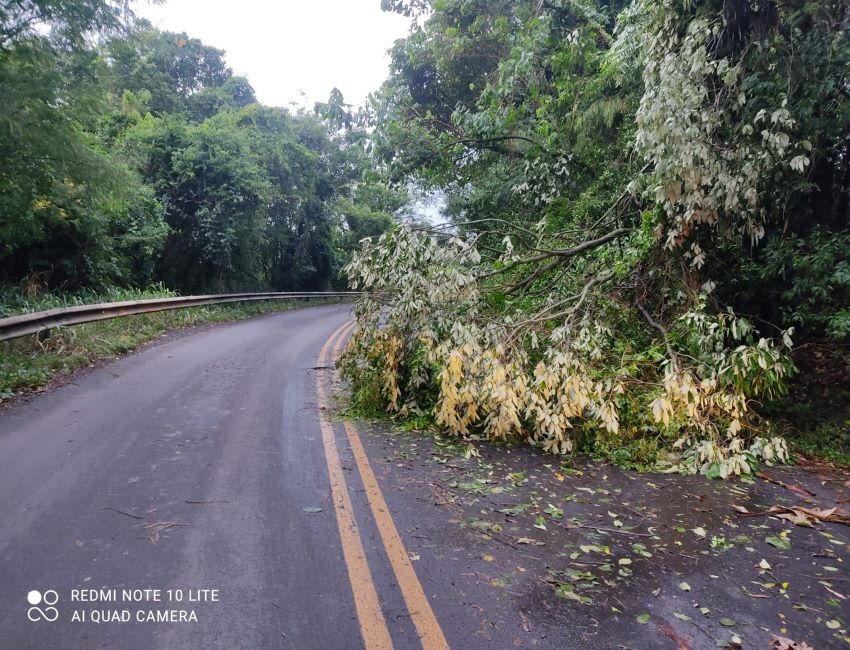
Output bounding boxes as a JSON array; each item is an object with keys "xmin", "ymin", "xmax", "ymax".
[{"xmin": 0, "ymin": 292, "xmax": 360, "ymax": 342}]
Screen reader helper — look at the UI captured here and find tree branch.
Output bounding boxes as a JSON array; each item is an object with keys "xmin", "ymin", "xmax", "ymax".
[
  {"xmin": 439, "ymin": 135, "xmax": 543, "ymax": 151},
  {"xmin": 485, "ymin": 227, "xmax": 631, "ymax": 279},
  {"xmin": 636, "ymin": 302, "xmax": 679, "ymax": 371}
]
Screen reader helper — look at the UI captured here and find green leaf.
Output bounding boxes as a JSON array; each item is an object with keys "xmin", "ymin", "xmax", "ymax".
[
  {"xmin": 766, "ymin": 535, "xmax": 790, "ymax": 550},
  {"xmin": 544, "ymin": 503, "xmax": 564, "ymax": 519},
  {"xmin": 636, "ymin": 613, "xmax": 650, "ymax": 624}
]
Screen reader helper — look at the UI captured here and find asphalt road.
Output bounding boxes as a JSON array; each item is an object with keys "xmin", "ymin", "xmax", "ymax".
[
  {"xmin": 5, "ymin": 304, "xmax": 845, "ymax": 650},
  {"xmin": 0, "ymin": 304, "xmax": 438, "ymax": 649}
]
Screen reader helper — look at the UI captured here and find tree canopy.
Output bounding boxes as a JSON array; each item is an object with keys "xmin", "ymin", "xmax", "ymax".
[{"xmin": 0, "ymin": 3, "xmax": 402, "ymax": 292}]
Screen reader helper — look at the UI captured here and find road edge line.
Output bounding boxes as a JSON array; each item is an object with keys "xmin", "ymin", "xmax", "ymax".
[
  {"xmin": 316, "ymin": 319, "xmax": 393, "ymax": 650},
  {"xmin": 340, "ymin": 420, "xmax": 449, "ymax": 650},
  {"xmin": 329, "ymin": 324, "xmax": 448, "ymax": 650}
]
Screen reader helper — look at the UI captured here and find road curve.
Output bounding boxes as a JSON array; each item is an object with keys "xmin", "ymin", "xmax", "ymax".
[{"xmin": 0, "ymin": 304, "xmax": 429, "ymax": 649}]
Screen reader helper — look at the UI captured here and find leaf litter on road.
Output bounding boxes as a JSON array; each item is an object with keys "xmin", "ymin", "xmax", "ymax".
[
  {"xmin": 360, "ymin": 417, "xmax": 850, "ymax": 649},
  {"xmin": 733, "ymin": 503, "xmax": 850, "ymax": 526}
]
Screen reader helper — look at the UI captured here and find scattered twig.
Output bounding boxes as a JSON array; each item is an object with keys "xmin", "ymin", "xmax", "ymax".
[
  {"xmin": 656, "ymin": 621, "xmax": 692, "ymax": 650},
  {"xmin": 755, "ymin": 472, "xmax": 815, "ymax": 497},
  {"xmin": 138, "ymin": 521, "xmax": 189, "ymax": 544},
  {"xmin": 431, "ymin": 483, "xmax": 460, "ymax": 511},
  {"xmin": 802, "ymin": 573, "xmax": 850, "ymax": 582},
  {"xmin": 103, "ymin": 507, "xmax": 144, "ymax": 520},
  {"xmin": 723, "ymin": 571, "xmax": 770, "ymax": 599},
  {"xmin": 820, "ymin": 584, "xmax": 847, "ymax": 601},
  {"xmin": 481, "ymin": 531, "xmax": 519, "ymax": 550},
  {"xmin": 550, "ymin": 517, "xmax": 653, "ymax": 538}
]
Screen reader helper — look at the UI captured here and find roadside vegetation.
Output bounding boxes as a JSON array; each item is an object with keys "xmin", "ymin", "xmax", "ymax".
[
  {"xmin": 1, "ymin": 0, "xmax": 401, "ymax": 296},
  {"xmin": 340, "ymin": 0, "xmax": 850, "ymax": 476},
  {"xmin": 0, "ymin": 1, "xmax": 395, "ymax": 399},
  {"xmin": 0, "ymin": 286, "xmax": 342, "ymax": 401},
  {"xmin": 1, "ymin": 0, "xmax": 847, "ymax": 471}
]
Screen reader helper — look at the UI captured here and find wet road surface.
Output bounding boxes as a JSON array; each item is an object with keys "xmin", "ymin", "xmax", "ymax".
[
  {"xmin": 0, "ymin": 305, "xmax": 438, "ymax": 649},
  {"xmin": 1, "ymin": 303, "xmax": 847, "ymax": 649}
]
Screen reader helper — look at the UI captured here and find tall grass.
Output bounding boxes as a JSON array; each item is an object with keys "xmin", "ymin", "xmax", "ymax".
[{"xmin": 0, "ymin": 283, "xmax": 183, "ymax": 317}]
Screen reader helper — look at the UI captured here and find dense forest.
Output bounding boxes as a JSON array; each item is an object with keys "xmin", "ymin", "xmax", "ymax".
[
  {"xmin": 2, "ymin": 0, "xmax": 848, "ymax": 474},
  {"xmin": 1, "ymin": 0, "xmax": 401, "ymax": 294},
  {"xmin": 341, "ymin": 0, "xmax": 850, "ymax": 475}
]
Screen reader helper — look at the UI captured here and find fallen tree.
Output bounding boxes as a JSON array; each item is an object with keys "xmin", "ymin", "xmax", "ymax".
[{"xmin": 339, "ymin": 0, "xmax": 848, "ymax": 477}]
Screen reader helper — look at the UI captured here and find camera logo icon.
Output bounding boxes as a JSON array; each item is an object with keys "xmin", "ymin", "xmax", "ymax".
[{"xmin": 27, "ymin": 590, "xmax": 59, "ymax": 622}]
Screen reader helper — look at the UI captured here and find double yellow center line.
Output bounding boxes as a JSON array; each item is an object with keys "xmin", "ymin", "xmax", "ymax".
[{"xmin": 315, "ymin": 320, "xmax": 449, "ymax": 650}]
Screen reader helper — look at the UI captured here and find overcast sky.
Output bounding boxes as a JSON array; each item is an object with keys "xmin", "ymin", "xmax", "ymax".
[{"xmin": 135, "ymin": 0, "xmax": 412, "ymax": 109}]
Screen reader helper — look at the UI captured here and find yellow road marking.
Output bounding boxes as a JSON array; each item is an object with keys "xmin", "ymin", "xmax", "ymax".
[
  {"xmin": 316, "ymin": 320, "xmax": 393, "ymax": 650},
  {"xmin": 328, "ymin": 335, "xmax": 449, "ymax": 650}
]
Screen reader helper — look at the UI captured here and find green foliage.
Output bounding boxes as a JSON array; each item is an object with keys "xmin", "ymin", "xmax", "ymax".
[
  {"xmin": 334, "ymin": 180, "xmax": 406, "ymax": 268},
  {"xmin": 787, "ymin": 421, "xmax": 850, "ymax": 468},
  {"xmin": 104, "ymin": 23, "xmax": 233, "ymax": 118},
  {"xmin": 342, "ymin": 0, "xmax": 849, "ymax": 475},
  {"xmin": 0, "ymin": 283, "xmax": 174, "ymax": 317},
  {"xmin": 754, "ymin": 229, "xmax": 850, "ymax": 341},
  {"xmin": 1, "ymin": 0, "xmax": 131, "ymax": 46},
  {"xmin": 1, "ymin": 3, "xmax": 399, "ymax": 294},
  {"xmin": 0, "ymin": 4, "xmax": 162, "ymax": 289},
  {"xmin": 0, "ymin": 21, "xmax": 165, "ymax": 289}
]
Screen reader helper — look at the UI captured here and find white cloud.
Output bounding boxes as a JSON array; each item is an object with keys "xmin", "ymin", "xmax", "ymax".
[{"xmin": 135, "ymin": 0, "xmax": 411, "ymax": 109}]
